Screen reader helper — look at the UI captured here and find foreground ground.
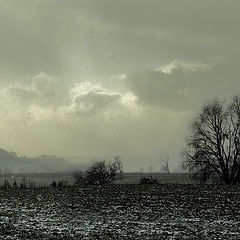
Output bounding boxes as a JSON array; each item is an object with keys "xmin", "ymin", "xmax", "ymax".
[{"xmin": 0, "ymin": 184, "xmax": 240, "ymax": 239}]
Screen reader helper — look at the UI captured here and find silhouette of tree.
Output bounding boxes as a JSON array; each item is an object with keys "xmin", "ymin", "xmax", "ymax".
[
  {"xmin": 73, "ymin": 156, "xmax": 123, "ymax": 186},
  {"xmin": 161, "ymin": 154, "xmax": 170, "ymax": 174},
  {"xmin": 183, "ymin": 96, "xmax": 240, "ymax": 185},
  {"xmin": 113, "ymin": 155, "xmax": 123, "ymax": 180}
]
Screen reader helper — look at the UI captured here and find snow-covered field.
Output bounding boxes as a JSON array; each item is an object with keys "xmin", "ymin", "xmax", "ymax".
[{"xmin": 0, "ymin": 184, "xmax": 240, "ymax": 239}]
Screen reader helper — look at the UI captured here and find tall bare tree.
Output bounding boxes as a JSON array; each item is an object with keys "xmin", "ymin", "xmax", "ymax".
[
  {"xmin": 183, "ymin": 96, "xmax": 240, "ymax": 185},
  {"xmin": 113, "ymin": 155, "xmax": 123, "ymax": 179},
  {"xmin": 161, "ymin": 154, "xmax": 170, "ymax": 174}
]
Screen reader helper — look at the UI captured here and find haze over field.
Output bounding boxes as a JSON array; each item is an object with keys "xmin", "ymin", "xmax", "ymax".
[
  {"xmin": 0, "ymin": 148, "xmax": 88, "ymax": 173},
  {"xmin": 0, "ymin": 1, "xmax": 239, "ymax": 171}
]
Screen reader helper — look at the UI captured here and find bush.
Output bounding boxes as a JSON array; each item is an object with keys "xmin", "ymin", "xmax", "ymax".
[
  {"xmin": 73, "ymin": 157, "xmax": 123, "ymax": 186},
  {"xmin": 51, "ymin": 180, "xmax": 57, "ymax": 188},
  {"xmin": 57, "ymin": 180, "xmax": 69, "ymax": 188},
  {"xmin": 139, "ymin": 176, "xmax": 159, "ymax": 185},
  {"xmin": 3, "ymin": 180, "xmax": 10, "ymax": 189}
]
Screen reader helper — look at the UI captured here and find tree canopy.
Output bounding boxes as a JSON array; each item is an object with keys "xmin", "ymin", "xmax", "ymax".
[{"xmin": 183, "ymin": 96, "xmax": 240, "ymax": 185}]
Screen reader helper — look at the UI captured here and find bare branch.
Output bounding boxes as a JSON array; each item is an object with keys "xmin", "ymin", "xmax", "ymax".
[{"xmin": 183, "ymin": 97, "xmax": 240, "ymax": 185}]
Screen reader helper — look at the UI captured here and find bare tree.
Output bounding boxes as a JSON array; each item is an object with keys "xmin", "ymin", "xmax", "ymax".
[
  {"xmin": 183, "ymin": 96, "xmax": 240, "ymax": 185},
  {"xmin": 161, "ymin": 154, "xmax": 170, "ymax": 174},
  {"xmin": 113, "ymin": 155, "xmax": 123, "ymax": 180},
  {"xmin": 73, "ymin": 156, "xmax": 123, "ymax": 186}
]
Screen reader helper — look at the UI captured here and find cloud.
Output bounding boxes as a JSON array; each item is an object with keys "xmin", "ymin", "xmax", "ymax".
[
  {"xmin": 73, "ymin": 1, "xmax": 240, "ymax": 47},
  {"xmin": 0, "ymin": 72, "xmax": 70, "ymax": 109},
  {"xmin": 158, "ymin": 60, "xmax": 210, "ymax": 74},
  {"xmin": 0, "ymin": 1, "xmax": 239, "ymax": 171},
  {"xmin": 69, "ymin": 82, "xmax": 121, "ymax": 114},
  {"xmin": 0, "ymin": 72, "xmax": 140, "ymax": 123},
  {"xmin": 126, "ymin": 60, "xmax": 240, "ymax": 111},
  {"xmin": 1, "ymin": 0, "xmax": 239, "ymax": 79},
  {"xmin": 0, "ymin": 73, "xmax": 144, "ymax": 162}
]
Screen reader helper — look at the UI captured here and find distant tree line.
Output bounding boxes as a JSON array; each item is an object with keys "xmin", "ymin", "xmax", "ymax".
[
  {"xmin": 0, "ymin": 178, "xmax": 70, "ymax": 189},
  {"xmin": 1, "ymin": 178, "xmax": 36, "ymax": 189}
]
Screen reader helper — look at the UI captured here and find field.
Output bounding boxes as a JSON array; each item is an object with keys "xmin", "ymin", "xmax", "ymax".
[
  {"xmin": 0, "ymin": 172, "xmax": 194, "ymax": 186},
  {"xmin": 0, "ymin": 184, "xmax": 240, "ymax": 239}
]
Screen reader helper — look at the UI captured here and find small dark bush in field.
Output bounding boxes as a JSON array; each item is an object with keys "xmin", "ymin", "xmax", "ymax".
[
  {"xmin": 28, "ymin": 180, "xmax": 36, "ymax": 188},
  {"xmin": 3, "ymin": 179, "xmax": 10, "ymax": 189},
  {"xmin": 57, "ymin": 179, "xmax": 69, "ymax": 188},
  {"xmin": 57, "ymin": 180, "xmax": 64, "ymax": 188},
  {"xmin": 139, "ymin": 176, "xmax": 159, "ymax": 184},
  {"xmin": 20, "ymin": 183, "xmax": 27, "ymax": 189},
  {"xmin": 73, "ymin": 156, "xmax": 123, "ymax": 186},
  {"xmin": 20, "ymin": 177, "xmax": 27, "ymax": 189},
  {"xmin": 13, "ymin": 179, "xmax": 18, "ymax": 188},
  {"xmin": 51, "ymin": 180, "xmax": 57, "ymax": 188}
]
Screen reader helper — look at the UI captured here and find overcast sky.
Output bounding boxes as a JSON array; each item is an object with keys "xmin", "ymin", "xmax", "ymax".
[{"xmin": 0, "ymin": 0, "xmax": 239, "ymax": 171}]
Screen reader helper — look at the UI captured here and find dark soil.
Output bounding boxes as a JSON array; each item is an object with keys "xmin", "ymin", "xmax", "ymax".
[{"xmin": 0, "ymin": 184, "xmax": 240, "ymax": 239}]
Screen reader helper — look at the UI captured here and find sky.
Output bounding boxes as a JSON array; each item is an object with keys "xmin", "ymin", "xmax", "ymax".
[{"xmin": 0, "ymin": 0, "xmax": 240, "ymax": 172}]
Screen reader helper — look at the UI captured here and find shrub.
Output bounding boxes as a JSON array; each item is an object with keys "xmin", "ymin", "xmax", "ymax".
[
  {"xmin": 51, "ymin": 180, "xmax": 57, "ymax": 188},
  {"xmin": 73, "ymin": 157, "xmax": 123, "ymax": 186},
  {"xmin": 57, "ymin": 179, "xmax": 69, "ymax": 188},
  {"xmin": 139, "ymin": 176, "xmax": 159, "ymax": 185}
]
